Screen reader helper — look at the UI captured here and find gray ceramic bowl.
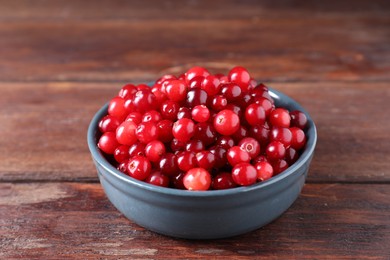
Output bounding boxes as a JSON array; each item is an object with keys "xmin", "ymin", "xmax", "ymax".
[{"xmin": 87, "ymin": 87, "xmax": 317, "ymax": 239}]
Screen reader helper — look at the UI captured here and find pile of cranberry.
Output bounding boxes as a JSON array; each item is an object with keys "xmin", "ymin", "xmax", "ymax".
[{"xmin": 97, "ymin": 66, "xmax": 308, "ymax": 191}]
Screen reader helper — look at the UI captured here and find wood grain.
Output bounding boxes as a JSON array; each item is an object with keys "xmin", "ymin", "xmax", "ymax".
[
  {"xmin": 0, "ymin": 182, "xmax": 388, "ymax": 259},
  {"xmin": 0, "ymin": 81, "xmax": 389, "ymax": 183},
  {"xmin": 0, "ymin": 1, "xmax": 388, "ymax": 82}
]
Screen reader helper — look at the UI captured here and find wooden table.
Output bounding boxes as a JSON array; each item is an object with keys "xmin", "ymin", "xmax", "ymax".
[{"xmin": 1, "ymin": 1, "xmax": 389, "ymax": 259}]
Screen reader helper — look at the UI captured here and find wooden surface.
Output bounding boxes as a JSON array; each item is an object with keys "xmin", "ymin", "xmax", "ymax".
[{"xmin": 0, "ymin": 0, "xmax": 389, "ymax": 259}]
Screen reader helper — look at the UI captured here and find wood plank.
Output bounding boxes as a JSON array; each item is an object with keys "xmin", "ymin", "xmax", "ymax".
[
  {"xmin": 0, "ymin": 182, "xmax": 388, "ymax": 259},
  {"xmin": 0, "ymin": 82, "xmax": 389, "ymax": 182},
  {"xmin": 0, "ymin": 2, "xmax": 388, "ymax": 82}
]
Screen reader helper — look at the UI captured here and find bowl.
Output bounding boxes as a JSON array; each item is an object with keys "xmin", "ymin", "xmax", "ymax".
[{"xmin": 87, "ymin": 87, "xmax": 317, "ymax": 239}]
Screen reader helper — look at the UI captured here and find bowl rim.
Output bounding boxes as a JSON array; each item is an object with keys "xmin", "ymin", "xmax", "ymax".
[{"xmin": 87, "ymin": 87, "xmax": 317, "ymax": 197}]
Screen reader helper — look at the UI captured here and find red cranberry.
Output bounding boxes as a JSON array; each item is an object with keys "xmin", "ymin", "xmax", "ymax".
[
  {"xmin": 127, "ymin": 156, "xmax": 152, "ymax": 181},
  {"xmin": 172, "ymin": 118, "xmax": 195, "ymax": 142},
  {"xmin": 98, "ymin": 132, "xmax": 119, "ymax": 154},
  {"xmin": 255, "ymin": 161, "xmax": 273, "ymax": 181},
  {"xmin": 142, "ymin": 110, "xmax": 162, "ymax": 123},
  {"xmin": 227, "ymin": 146, "xmax": 251, "ymax": 166},
  {"xmin": 186, "ymin": 89, "xmax": 209, "ymax": 108},
  {"xmin": 160, "ymin": 100, "xmax": 180, "ymax": 121},
  {"xmin": 193, "ymin": 122, "xmax": 217, "ymax": 147},
  {"xmin": 228, "ymin": 66, "xmax": 251, "ymax": 92},
  {"xmin": 99, "ymin": 115, "xmax": 121, "ymax": 133},
  {"xmin": 114, "ymin": 145, "xmax": 130, "ymax": 163},
  {"xmin": 145, "ymin": 171, "xmax": 170, "ymax": 187},
  {"xmin": 133, "ymin": 89, "xmax": 157, "ymax": 113},
  {"xmin": 118, "ymin": 84, "xmax": 137, "ymax": 99},
  {"xmin": 290, "ymin": 127, "xmax": 306, "ymax": 150},
  {"xmin": 145, "ymin": 140, "xmax": 166, "ymax": 163},
  {"xmin": 156, "ymin": 119, "xmax": 174, "ymax": 143},
  {"xmin": 238, "ymin": 137, "xmax": 260, "ymax": 159},
  {"xmin": 183, "ymin": 168, "xmax": 211, "ymax": 191},
  {"xmin": 220, "ymin": 83, "xmax": 242, "ymax": 101},
  {"xmin": 266, "ymin": 141, "xmax": 286, "ymax": 161},
  {"xmin": 158, "ymin": 153, "xmax": 179, "ymax": 176},
  {"xmin": 214, "ymin": 110, "xmax": 240, "ymax": 136},
  {"xmin": 185, "ymin": 67, "xmax": 210, "ymax": 84},
  {"xmin": 177, "ymin": 151, "xmax": 197, "ymax": 172},
  {"xmin": 201, "ymin": 75, "xmax": 220, "ymax": 96},
  {"xmin": 191, "ymin": 105, "xmax": 210, "ymax": 123},
  {"xmin": 166, "ymin": 80, "xmax": 188, "ymax": 102},
  {"xmin": 270, "ymin": 127, "xmax": 292, "ymax": 148},
  {"xmin": 116, "ymin": 121, "xmax": 138, "ymax": 146},
  {"xmin": 129, "ymin": 142, "xmax": 146, "ymax": 157},
  {"xmin": 245, "ymin": 103, "xmax": 266, "ymax": 126},
  {"xmin": 270, "ymin": 108, "xmax": 291, "ymax": 128},
  {"xmin": 196, "ymin": 151, "xmax": 215, "ymax": 170},
  {"xmin": 215, "ymin": 136, "xmax": 235, "ymax": 150},
  {"xmin": 290, "ymin": 110, "xmax": 308, "ymax": 129},
  {"xmin": 212, "ymin": 172, "xmax": 237, "ymax": 190},
  {"xmin": 231, "ymin": 163, "xmax": 257, "ymax": 186},
  {"xmin": 108, "ymin": 97, "xmax": 127, "ymax": 121},
  {"xmin": 136, "ymin": 122, "xmax": 158, "ymax": 144}
]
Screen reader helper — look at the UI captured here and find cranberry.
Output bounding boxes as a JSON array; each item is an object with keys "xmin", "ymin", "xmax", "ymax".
[
  {"xmin": 211, "ymin": 95, "xmax": 228, "ymax": 111},
  {"xmin": 127, "ymin": 156, "xmax": 152, "ymax": 181},
  {"xmin": 177, "ymin": 107, "xmax": 192, "ymax": 120},
  {"xmin": 136, "ymin": 122, "xmax": 158, "ymax": 144},
  {"xmin": 145, "ymin": 171, "xmax": 170, "ymax": 187},
  {"xmin": 196, "ymin": 151, "xmax": 215, "ymax": 170},
  {"xmin": 212, "ymin": 172, "xmax": 237, "ymax": 190},
  {"xmin": 108, "ymin": 97, "xmax": 127, "ymax": 121},
  {"xmin": 231, "ymin": 163, "xmax": 257, "ymax": 186},
  {"xmin": 125, "ymin": 112, "xmax": 142, "ymax": 124},
  {"xmin": 285, "ymin": 147, "xmax": 299, "ymax": 165},
  {"xmin": 171, "ymin": 172, "xmax": 186, "ymax": 189},
  {"xmin": 215, "ymin": 136, "xmax": 235, "ymax": 150},
  {"xmin": 172, "ymin": 118, "xmax": 195, "ymax": 142},
  {"xmin": 116, "ymin": 121, "xmax": 137, "ymax": 146},
  {"xmin": 228, "ymin": 66, "xmax": 251, "ymax": 92},
  {"xmin": 270, "ymin": 127, "xmax": 292, "ymax": 148},
  {"xmin": 290, "ymin": 127, "xmax": 306, "ymax": 150},
  {"xmin": 191, "ymin": 105, "xmax": 210, "ymax": 123},
  {"xmin": 249, "ymin": 124, "xmax": 270, "ymax": 147},
  {"xmin": 253, "ymin": 97, "xmax": 274, "ymax": 116},
  {"xmin": 214, "ymin": 110, "xmax": 240, "ymax": 136},
  {"xmin": 186, "ymin": 89, "xmax": 208, "ymax": 108},
  {"xmin": 209, "ymin": 146, "xmax": 228, "ymax": 168},
  {"xmin": 158, "ymin": 153, "xmax": 179, "ymax": 176},
  {"xmin": 118, "ymin": 84, "xmax": 137, "ymax": 99},
  {"xmin": 186, "ymin": 139, "xmax": 205, "ymax": 153},
  {"xmin": 114, "ymin": 145, "xmax": 130, "ymax": 163},
  {"xmin": 170, "ymin": 138, "xmax": 186, "ymax": 152},
  {"xmin": 166, "ymin": 80, "xmax": 188, "ymax": 102},
  {"xmin": 185, "ymin": 66, "xmax": 210, "ymax": 84},
  {"xmin": 188, "ymin": 76, "xmax": 204, "ymax": 89},
  {"xmin": 266, "ymin": 141, "xmax": 286, "ymax": 161},
  {"xmin": 201, "ymin": 75, "xmax": 220, "ymax": 96},
  {"xmin": 160, "ymin": 100, "xmax": 180, "ymax": 121},
  {"xmin": 99, "ymin": 115, "xmax": 120, "ymax": 133},
  {"xmin": 98, "ymin": 132, "xmax": 119, "ymax": 154},
  {"xmin": 220, "ymin": 83, "xmax": 242, "ymax": 101},
  {"xmin": 133, "ymin": 89, "xmax": 157, "ymax": 113},
  {"xmin": 177, "ymin": 151, "xmax": 197, "ymax": 172},
  {"xmin": 245, "ymin": 103, "xmax": 266, "ymax": 126},
  {"xmin": 193, "ymin": 122, "xmax": 217, "ymax": 147},
  {"xmin": 272, "ymin": 159, "xmax": 289, "ymax": 175},
  {"xmin": 129, "ymin": 142, "xmax": 146, "ymax": 157},
  {"xmin": 231, "ymin": 125, "xmax": 248, "ymax": 144},
  {"xmin": 255, "ymin": 161, "xmax": 273, "ymax": 181},
  {"xmin": 156, "ymin": 120, "xmax": 174, "ymax": 143},
  {"xmin": 238, "ymin": 137, "xmax": 260, "ymax": 159},
  {"xmin": 145, "ymin": 140, "xmax": 166, "ymax": 163},
  {"xmin": 290, "ymin": 110, "xmax": 308, "ymax": 129},
  {"xmin": 183, "ymin": 168, "xmax": 211, "ymax": 191},
  {"xmin": 227, "ymin": 146, "xmax": 251, "ymax": 166},
  {"xmin": 142, "ymin": 110, "xmax": 162, "ymax": 123},
  {"xmin": 270, "ymin": 108, "xmax": 291, "ymax": 128}
]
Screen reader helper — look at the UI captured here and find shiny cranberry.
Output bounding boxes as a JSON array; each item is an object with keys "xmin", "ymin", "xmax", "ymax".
[
  {"xmin": 211, "ymin": 95, "xmax": 228, "ymax": 111},
  {"xmin": 145, "ymin": 171, "xmax": 169, "ymax": 187},
  {"xmin": 249, "ymin": 124, "xmax": 270, "ymax": 147},
  {"xmin": 231, "ymin": 163, "xmax": 257, "ymax": 186},
  {"xmin": 209, "ymin": 146, "xmax": 228, "ymax": 168},
  {"xmin": 214, "ymin": 109, "xmax": 240, "ymax": 136},
  {"xmin": 227, "ymin": 146, "xmax": 251, "ymax": 166},
  {"xmin": 133, "ymin": 89, "xmax": 157, "ymax": 113},
  {"xmin": 98, "ymin": 132, "xmax": 119, "ymax": 154},
  {"xmin": 193, "ymin": 122, "xmax": 217, "ymax": 147},
  {"xmin": 253, "ymin": 97, "xmax": 274, "ymax": 116},
  {"xmin": 196, "ymin": 151, "xmax": 215, "ymax": 170},
  {"xmin": 127, "ymin": 156, "xmax": 152, "ymax": 181},
  {"xmin": 145, "ymin": 140, "xmax": 166, "ymax": 163},
  {"xmin": 266, "ymin": 141, "xmax": 286, "ymax": 161},
  {"xmin": 270, "ymin": 127, "xmax": 292, "ymax": 148},
  {"xmin": 183, "ymin": 168, "xmax": 211, "ymax": 191},
  {"xmin": 114, "ymin": 145, "xmax": 130, "ymax": 163},
  {"xmin": 188, "ymin": 76, "xmax": 204, "ymax": 89},
  {"xmin": 108, "ymin": 97, "xmax": 127, "ymax": 121},
  {"xmin": 170, "ymin": 138, "xmax": 186, "ymax": 152},
  {"xmin": 191, "ymin": 105, "xmax": 210, "ymax": 123},
  {"xmin": 231, "ymin": 125, "xmax": 249, "ymax": 143},
  {"xmin": 185, "ymin": 66, "xmax": 210, "ymax": 84},
  {"xmin": 166, "ymin": 80, "xmax": 188, "ymax": 102},
  {"xmin": 272, "ymin": 159, "xmax": 289, "ymax": 175},
  {"xmin": 270, "ymin": 108, "xmax": 291, "ymax": 128},
  {"xmin": 255, "ymin": 161, "xmax": 273, "ymax": 181},
  {"xmin": 245, "ymin": 103, "xmax": 266, "ymax": 126},
  {"xmin": 212, "ymin": 172, "xmax": 237, "ymax": 190},
  {"xmin": 99, "ymin": 115, "xmax": 121, "ymax": 133},
  {"xmin": 177, "ymin": 107, "xmax": 191, "ymax": 120},
  {"xmin": 215, "ymin": 136, "xmax": 235, "ymax": 150},
  {"xmin": 158, "ymin": 153, "xmax": 179, "ymax": 176},
  {"xmin": 116, "ymin": 121, "xmax": 137, "ymax": 146},
  {"xmin": 125, "ymin": 112, "xmax": 142, "ymax": 124},
  {"xmin": 290, "ymin": 127, "xmax": 306, "ymax": 150},
  {"xmin": 136, "ymin": 122, "xmax": 158, "ymax": 144},
  {"xmin": 186, "ymin": 139, "xmax": 205, "ymax": 153},
  {"xmin": 160, "ymin": 100, "xmax": 180, "ymax": 121},
  {"xmin": 285, "ymin": 147, "xmax": 299, "ymax": 165},
  {"xmin": 171, "ymin": 172, "xmax": 186, "ymax": 189},
  {"xmin": 228, "ymin": 66, "xmax": 251, "ymax": 92},
  {"xmin": 220, "ymin": 83, "xmax": 242, "ymax": 101},
  {"xmin": 290, "ymin": 110, "xmax": 308, "ymax": 129},
  {"xmin": 177, "ymin": 151, "xmax": 197, "ymax": 172},
  {"xmin": 142, "ymin": 110, "xmax": 162, "ymax": 123},
  {"xmin": 225, "ymin": 104, "xmax": 243, "ymax": 118},
  {"xmin": 129, "ymin": 142, "xmax": 146, "ymax": 157},
  {"xmin": 201, "ymin": 75, "xmax": 220, "ymax": 96},
  {"xmin": 238, "ymin": 137, "xmax": 260, "ymax": 159},
  {"xmin": 118, "ymin": 84, "xmax": 137, "ymax": 99},
  {"xmin": 172, "ymin": 118, "xmax": 195, "ymax": 142},
  {"xmin": 156, "ymin": 119, "xmax": 174, "ymax": 143},
  {"xmin": 186, "ymin": 89, "xmax": 209, "ymax": 108}
]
